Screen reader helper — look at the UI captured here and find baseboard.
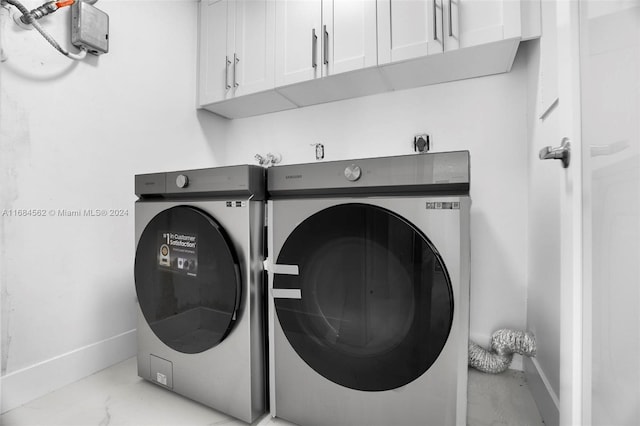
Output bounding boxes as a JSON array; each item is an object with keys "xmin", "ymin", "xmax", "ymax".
[
  {"xmin": 0, "ymin": 329, "xmax": 136, "ymax": 414},
  {"xmin": 524, "ymin": 357, "xmax": 560, "ymax": 426}
]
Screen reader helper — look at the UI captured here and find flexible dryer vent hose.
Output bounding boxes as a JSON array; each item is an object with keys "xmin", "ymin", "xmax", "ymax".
[{"xmin": 468, "ymin": 329, "xmax": 537, "ymax": 374}]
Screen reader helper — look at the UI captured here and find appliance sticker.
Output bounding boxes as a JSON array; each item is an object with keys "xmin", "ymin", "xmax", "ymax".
[
  {"xmin": 426, "ymin": 201, "xmax": 460, "ymax": 210},
  {"xmin": 158, "ymin": 231, "xmax": 198, "ymax": 277},
  {"xmin": 226, "ymin": 201, "xmax": 247, "ymax": 207}
]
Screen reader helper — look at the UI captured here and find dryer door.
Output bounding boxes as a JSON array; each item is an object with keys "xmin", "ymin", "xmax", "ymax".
[
  {"xmin": 135, "ymin": 206, "xmax": 241, "ymax": 354},
  {"xmin": 273, "ymin": 203, "xmax": 453, "ymax": 391}
]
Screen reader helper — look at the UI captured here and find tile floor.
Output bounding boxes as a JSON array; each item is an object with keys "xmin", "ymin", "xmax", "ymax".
[{"xmin": 1, "ymin": 357, "xmax": 544, "ymax": 426}]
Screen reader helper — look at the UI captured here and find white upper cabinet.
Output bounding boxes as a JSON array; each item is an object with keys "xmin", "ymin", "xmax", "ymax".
[
  {"xmin": 325, "ymin": 0, "xmax": 378, "ymax": 75},
  {"xmin": 443, "ymin": 0, "xmax": 523, "ymax": 51},
  {"xmin": 199, "ymin": 0, "xmax": 541, "ymax": 118},
  {"xmin": 378, "ymin": 0, "xmax": 444, "ymax": 64},
  {"xmin": 378, "ymin": 0, "xmax": 528, "ymax": 63},
  {"xmin": 199, "ymin": 0, "xmax": 231, "ymax": 105},
  {"xmin": 233, "ymin": 0, "xmax": 277, "ymax": 96},
  {"xmin": 275, "ymin": 0, "xmax": 377, "ymax": 87},
  {"xmin": 275, "ymin": 0, "xmax": 322, "ymax": 86},
  {"xmin": 199, "ymin": 0, "xmax": 277, "ymax": 105}
]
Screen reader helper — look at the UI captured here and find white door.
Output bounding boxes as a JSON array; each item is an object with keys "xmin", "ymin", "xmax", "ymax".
[
  {"xmin": 198, "ymin": 0, "xmax": 232, "ymax": 105},
  {"xmin": 233, "ymin": 0, "xmax": 276, "ymax": 97},
  {"xmin": 378, "ymin": 0, "xmax": 443, "ymax": 65},
  {"xmin": 526, "ymin": 1, "xmax": 582, "ymax": 425},
  {"xmin": 529, "ymin": 2, "xmax": 640, "ymax": 425},
  {"xmin": 580, "ymin": 1, "xmax": 640, "ymax": 425},
  {"xmin": 444, "ymin": 0, "xmax": 522, "ymax": 51},
  {"xmin": 275, "ymin": 0, "xmax": 322, "ymax": 86},
  {"xmin": 324, "ymin": 0, "xmax": 377, "ymax": 76}
]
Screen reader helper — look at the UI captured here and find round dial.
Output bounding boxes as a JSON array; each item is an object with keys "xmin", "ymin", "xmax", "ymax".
[
  {"xmin": 344, "ymin": 164, "xmax": 362, "ymax": 182},
  {"xmin": 176, "ymin": 174, "xmax": 189, "ymax": 188}
]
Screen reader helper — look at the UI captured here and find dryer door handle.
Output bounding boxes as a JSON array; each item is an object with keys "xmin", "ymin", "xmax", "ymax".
[
  {"xmin": 264, "ymin": 261, "xmax": 299, "ymax": 275},
  {"xmin": 272, "ymin": 288, "xmax": 302, "ymax": 299}
]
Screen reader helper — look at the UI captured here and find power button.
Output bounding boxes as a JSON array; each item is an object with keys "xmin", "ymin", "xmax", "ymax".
[
  {"xmin": 344, "ymin": 164, "xmax": 362, "ymax": 182},
  {"xmin": 176, "ymin": 174, "xmax": 189, "ymax": 188}
]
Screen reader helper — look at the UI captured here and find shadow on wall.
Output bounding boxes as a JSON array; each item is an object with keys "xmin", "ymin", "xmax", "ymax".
[
  {"xmin": 468, "ymin": 210, "xmax": 526, "ymax": 340},
  {"xmin": 196, "ymin": 109, "xmax": 229, "ymax": 165}
]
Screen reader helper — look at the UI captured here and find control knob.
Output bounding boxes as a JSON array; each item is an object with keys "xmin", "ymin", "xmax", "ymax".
[
  {"xmin": 176, "ymin": 174, "xmax": 189, "ymax": 188},
  {"xmin": 344, "ymin": 164, "xmax": 362, "ymax": 182}
]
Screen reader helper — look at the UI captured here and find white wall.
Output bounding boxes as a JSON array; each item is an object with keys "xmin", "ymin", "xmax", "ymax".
[
  {"xmin": 0, "ymin": 0, "xmax": 226, "ymax": 412},
  {"xmin": 216, "ymin": 46, "xmax": 532, "ymax": 358}
]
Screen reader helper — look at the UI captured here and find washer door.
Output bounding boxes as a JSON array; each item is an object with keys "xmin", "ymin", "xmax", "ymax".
[
  {"xmin": 135, "ymin": 206, "xmax": 241, "ymax": 354},
  {"xmin": 274, "ymin": 203, "xmax": 453, "ymax": 391}
]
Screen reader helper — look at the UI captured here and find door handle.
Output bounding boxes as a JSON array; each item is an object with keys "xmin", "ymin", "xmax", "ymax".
[
  {"xmin": 312, "ymin": 28, "xmax": 318, "ymax": 68},
  {"xmin": 441, "ymin": 0, "xmax": 445, "ymax": 42},
  {"xmin": 448, "ymin": 0, "xmax": 453, "ymax": 37},
  {"xmin": 433, "ymin": 0, "xmax": 439, "ymax": 42},
  {"xmin": 225, "ymin": 56, "xmax": 231, "ymax": 90},
  {"xmin": 233, "ymin": 53, "xmax": 239, "ymax": 88},
  {"xmin": 539, "ymin": 137, "xmax": 571, "ymax": 168},
  {"xmin": 323, "ymin": 25, "xmax": 329, "ymax": 66}
]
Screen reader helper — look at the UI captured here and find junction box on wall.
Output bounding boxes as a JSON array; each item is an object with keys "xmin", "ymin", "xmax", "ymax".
[
  {"xmin": 71, "ymin": 0, "xmax": 108, "ymax": 55},
  {"xmin": 2, "ymin": 0, "xmax": 108, "ymax": 60}
]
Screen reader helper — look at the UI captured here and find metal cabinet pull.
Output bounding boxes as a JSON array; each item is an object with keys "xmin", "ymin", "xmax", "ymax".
[
  {"xmin": 312, "ymin": 28, "xmax": 318, "ymax": 68},
  {"xmin": 448, "ymin": 0, "xmax": 453, "ymax": 36},
  {"xmin": 233, "ymin": 53, "xmax": 239, "ymax": 88},
  {"xmin": 433, "ymin": 0, "xmax": 438, "ymax": 42},
  {"xmin": 323, "ymin": 25, "xmax": 329, "ymax": 65},
  {"xmin": 225, "ymin": 56, "xmax": 231, "ymax": 90},
  {"xmin": 440, "ymin": 0, "xmax": 445, "ymax": 41},
  {"xmin": 539, "ymin": 137, "xmax": 571, "ymax": 168}
]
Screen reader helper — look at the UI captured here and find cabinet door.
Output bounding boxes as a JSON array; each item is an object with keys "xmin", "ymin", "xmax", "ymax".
[
  {"xmin": 199, "ymin": 0, "xmax": 233, "ymax": 105},
  {"xmin": 275, "ymin": 0, "xmax": 322, "ymax": 86},
  {"xmin": 324, "ymin": 0, "xmax": 378, "ymax": 76},
  {"xmin": 233, "ymin": 0, "xmax": 276, "ymax": 97},
  {"xmin": 444, "ymin": 0, "xmax": 522, "ymax": 51},
  {"xmin": 378, "ymin": 0, "xmax": 444, "ymax": 65}
]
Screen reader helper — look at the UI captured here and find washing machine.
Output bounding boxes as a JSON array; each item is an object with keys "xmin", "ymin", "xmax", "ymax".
[
  {"xmin": 134, "ymin": 165, "xmax": 266, "ymax": 423},
  {"xmin": 266, "ymin": 152, "xmax": 470, "ymax": 426}
]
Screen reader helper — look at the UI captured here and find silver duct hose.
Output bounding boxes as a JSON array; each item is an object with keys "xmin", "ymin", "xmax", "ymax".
[{"xmin": 469, "ymin": 329, "xmax": 537, "ymax": 374}]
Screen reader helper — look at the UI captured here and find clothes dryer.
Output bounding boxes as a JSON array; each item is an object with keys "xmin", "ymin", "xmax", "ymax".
[
  {"xmin": 134, "ymin": 165, "xmax": 266, "ymax": 423},
  {"xmin": 266, "ymin": 152, "xmax": 470, "ymax": 425}
]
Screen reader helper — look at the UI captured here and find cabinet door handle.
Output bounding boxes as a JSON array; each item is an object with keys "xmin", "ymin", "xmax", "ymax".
[
  {"xmin": 448, "ymin": 0, "xmax": 453, "ymax": 37},
  {"xmin": 225, "ymin": 56, "xmax": 231, "ymax": 90},
  {"xmin": 323, "ymin": 25, "xmax": 329, "ymax": 65},
  {"xmin": 233, "ymin": 53, "xmax": 239, "ymax": 88},
  {"xmin": 433, "ymin": 0, "xmax": 439, "ymax": 42},
  {"xmin": 441, "ymin": 0, "xmax": 445, "ymax": 41},
  {"xmin": 312, "ymin": 28, "xmax": 318, "ymax": 68}
]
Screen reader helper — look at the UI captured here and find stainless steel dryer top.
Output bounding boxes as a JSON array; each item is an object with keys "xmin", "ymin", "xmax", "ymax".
[
  {"xmin": 267, "ymin": 151, "xmax": 469, "ymax": 197},
  {"xmin": 136, "ymin": 164, "xmax": 266, "ymax": 199}
]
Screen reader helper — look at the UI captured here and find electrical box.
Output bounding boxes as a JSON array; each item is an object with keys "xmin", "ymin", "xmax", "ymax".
[{"xmin": 71, "ymin": 2, "xmax": 109, "ymax": 55}]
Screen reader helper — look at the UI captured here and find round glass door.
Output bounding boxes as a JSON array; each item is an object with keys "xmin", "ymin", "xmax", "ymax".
[
  {"xmin": 274, "ymin": 203, "xmax": 453, "ymax": 391},
  {"xmin": 135, "ymin": 206, "xmax": 241, "ymax": 354}
]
